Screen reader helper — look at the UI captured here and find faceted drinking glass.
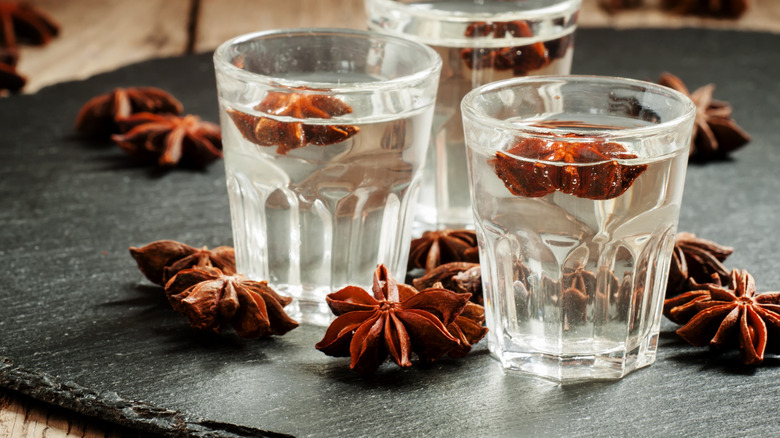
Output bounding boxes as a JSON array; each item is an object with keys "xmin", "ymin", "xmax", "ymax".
[
  {"xmin": 214, "ymin": 29, "xmax": 442, "ymax": 325},
  {"xmin": 461, "ymin": 76, "xmax": 696, "ymax": 382},
  {"xmin": 366, "ymin": 0, "xmax": 581, "ymax": 230}
]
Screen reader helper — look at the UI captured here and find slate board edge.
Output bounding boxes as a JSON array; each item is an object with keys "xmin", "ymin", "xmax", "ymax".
[{"xmin": 0, "ymin": 357, "xmax": 292, "ymax": 438}]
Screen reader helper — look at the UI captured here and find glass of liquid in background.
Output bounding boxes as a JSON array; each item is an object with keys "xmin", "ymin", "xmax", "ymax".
[
  {"xmin": 461, "ymin": 76, "xmax": 696, "ymax": 382},
  {"xmin": 214, "ymin": 29, "xmax": 442, "ymax": 325},
  {"xmin": 366, "ymin": 0, "xmax": 581, "ymax": 230}
]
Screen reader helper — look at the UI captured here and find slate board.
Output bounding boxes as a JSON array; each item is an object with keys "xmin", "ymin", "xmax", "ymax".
[{"xmin": 1, "ymin": 28, "xmax": 780, "ymax": 438}]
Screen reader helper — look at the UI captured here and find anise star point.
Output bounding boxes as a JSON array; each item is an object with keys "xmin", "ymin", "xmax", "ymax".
[
  {"xmin": 129, "ymin": 240, "xmax": 236, "ymax": 286},
  {"xmin": 75, "ymin": 87, "xmax": 184, "ymax": 138},
  {"xmin": 0, "ymin": 2, "xmax": 59, "ymax": 66},
  {"xmin": 408, "ymin": 230, "xmax": 480, "ymax": 273}
]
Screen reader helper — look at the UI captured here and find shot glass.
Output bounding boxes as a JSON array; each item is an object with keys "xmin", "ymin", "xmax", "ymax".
[
  {"xmin": 461, "ymin": 76, "xmax": 696, "ymax": 382},
  {"xmin": 366, "ymin": 0, "xmax": 581, "ymax": 230},
  {"xmin": 214, "ymin": 29, "xmax": 441, "ymax": 326}
]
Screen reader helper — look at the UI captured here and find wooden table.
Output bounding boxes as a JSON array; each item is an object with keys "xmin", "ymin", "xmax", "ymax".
[{"xmin": 2, "ymin": 0, "xmax": 779, "ymax": 436}]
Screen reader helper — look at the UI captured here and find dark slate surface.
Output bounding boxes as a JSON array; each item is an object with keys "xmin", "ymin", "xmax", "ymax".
[{"xmin": 1, "ymin": 28, "xmax": 779, "ymax": 437}]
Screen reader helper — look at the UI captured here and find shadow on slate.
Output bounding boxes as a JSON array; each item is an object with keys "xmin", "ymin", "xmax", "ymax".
[{"xmin": 1, "ymin": 28, "xmax": 779, "ymax": 437}]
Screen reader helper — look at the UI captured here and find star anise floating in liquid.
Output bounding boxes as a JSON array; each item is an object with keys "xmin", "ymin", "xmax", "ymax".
[
  {"xmin": 663, "ymin": 269, "xmax": 780, "ymax": 365},
  {"xmin": 112, "ymin": 113, "xmax": 222, "ymax": 168},
  {"xmin": 315, "ymin": 264, "xmax": 483, "ymax": 374},
  {"xmin": 492, "ymin": 136, "xmax": 647, "ymax": 200},
  {"xmin": 408, "ymin": 229, "xmax": 480, "ymax": 273},
  {"xmin": 75, "ymin": 87, "xmax": 184, "ymax": 138},
  {"xmin": 130, "ymin": 240, "xmax": 236, "ymax": 286},
  {"xmin": 658, "ymin": 72, "xmax": 750, "ymax": 161},
  {"xmin": 666, "ymin": 232, "xmax": 733, "ymax": 296},
  {"xmin": 460, "ymin": 20, "xmax": 556, "ymax": 76},
  {"xmin": 227, "ymin": 90, "xmax": 359, "ymax": 155},
  {"xmin": 166, "ymin": 266, "xmax": 299, "ymax": 338}
]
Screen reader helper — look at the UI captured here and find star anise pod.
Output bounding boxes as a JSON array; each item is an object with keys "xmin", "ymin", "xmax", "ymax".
[
  {"xmin": 492, "ymin": 136, "xmax": 647, "ymax": 200},
  {"xmin": 0, "ymin": 61, "xmax": 24, "ymax": 93},
  {"xmin": 315, "ymin": 264, "xmax": 470, "ymax": 374},
  {"xmin": 460, "ymin": 21, "xmax": 549, "ymax": 76},
  {"xmin": 441, "ymin": 294, "xmax": 488, "ymax": 358},
  {"xmin": 0, "ymin": 2, "xmax": 59, "ymax": 66},
  {"xmin": 165, "ymin": 266, "xmax": 299, "ymax": 338},
  {"xmin": 658, "ymin": 72, "xmax": 750, "ymax": 160},
  {"xmin": 667, "ymin": 232, "xmax": 733, "ymax": 296},
  {"xmin": 662, "ymin": 0, "xmax": 749, "ymax": 17},
  {"xmin": 413, "ymin": 262, "xmax": 482, "ymax": 305},
  {"xmin": 129, "ymin": 240, "xmax": 236, "ymax": 286},
  {"xmin": 75, "ymin": 87, "xmax": 184, "ymax": 138},
  {"xmin": 408, "ymin": 229, "xmax": 480, "ymax": 273},
  {"xmin": 663, "ymin": 269, "xmax": 780, "ymax": 365},
  {"xmin": 227, "ymin": 90, "xmax": 359, "ymax": 155},
  {"xmin": 112, "ymin": 113, "xmax": 222, "ymax": 168}
]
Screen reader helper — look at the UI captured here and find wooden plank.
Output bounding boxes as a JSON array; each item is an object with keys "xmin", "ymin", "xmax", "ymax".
[
  {"xmin": 194, "ymin": 0, "xmax": 367, "ymax": 52},
  {"xmin": 15, "ymin": 0, "xmax": 191, "ymax": 93}
]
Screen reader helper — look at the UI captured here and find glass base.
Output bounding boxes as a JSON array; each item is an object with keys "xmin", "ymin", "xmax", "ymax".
[
  {"xmin": 286, "ymin": 298, "xmax": 334, "ymax": 327},
  {"xmin": 492, "ymin": 332, "xmax": 659, "ymax": 383}
]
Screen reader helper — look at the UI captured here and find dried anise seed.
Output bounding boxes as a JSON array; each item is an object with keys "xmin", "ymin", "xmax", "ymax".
[
  {"xmin": 663, "ymin": 269, "xmax": 780, "ymax": 365},
  {"xmin": 75, "ymin": 87, "xmax": 184, "ymax": 138},
  {"xmin": 129, "ymin": 240, "xmax": 236, "ymax": 286},
  {"xmin": 662, "ymin": 0, "xmax": 749, "ymax": 17},
  {"xmin": 667, "ymin": 232, "xmax": 733, "ymax": 296},
  {"xmin": 112, "ymin": 113, "xmax": 222, "ymax": 168},
  {"xmin": 493, "ymin": 136, "xmax": 647, "ymax": 200},
  {"xmin": 408, "ymin": 229, "xmax": 480, "ymax": 273},
  {"xmin": 413, "ymin": 262, "xmax": 482, "ymax": 305},
  {"xmin": 315, "ymin": 264, "xmax": 471, "ymax": 374},
  {"xmin": 0, "ymin": 2, "xmax": 59, "ymax": 66},
  {"xmin": 460, "ymin": 20, "xmax": 550, "ymax": 76},
  {"xmin": 0, "ymin": 61, "xmax": 25, "ymax": 93},
  {"xmin": 227, "ymin": 90, "xmax": 360, "ymax": 155},
  {"xmin": 658, "ymin": 73, "xmax": 750, "ymax": 160},
  {"xmin": 165, "ymin": 266, "xmax": 299, "ymax": 338}
]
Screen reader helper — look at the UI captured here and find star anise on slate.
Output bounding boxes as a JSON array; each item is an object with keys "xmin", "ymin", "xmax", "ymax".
[
  {"xmin": 0, "ymin": 2, "xmax": 59, "ymax": 66},
  {"xmin": 74, "ymin": 87, "xmax": 184, "ymax": 138},
  {"xmin": 227, "ymin": 90, "xmax": 360, "ymax": 155},
  {"xmin": 443, "ymin": 295, "xmax": 488, "ymax": 358},
  {"xmin": 0, "ymin": 61, "xmax": 24, "ymax": 93},
  {"xmin": 112, "ymin": 113, "xmax": 222, "ymax": 168},
  {"xmin": 658, "ymin": 72, "xmax": 750, "ymax": 160},
  {"xmin": 165, "ymin": 266, "xmax": 299, "ymax": 338},
  {"xmin": 460, "ymin": 21, "xmax": 549, "ymax": 76},
  {"xmin": 667, "ymin": 232, "xmax": 733, "ymax": 296},
  {"xmin": 492, "ymin": 136, "xmax": 647, "ymax": 200},
  {"xmin": 413, "ymin": 262, "xmax": 482, "ymax": 305},
  {"xmin": 130, "ymin": 240, "xmax": 236, "ymax": 286},
  {"xmin": 315, "ymin": 264, "xmax": 471, "ymax": 374},
  {"xmin": 408, "ymin": 229, "xmax": 480, "ymax": 273},
  {"xmin": 663, "ymin": 269, "xmax": 780, "ymax": 365},
  {"xmin": 662, "ymin": 0, "xmax": 749, "ymax": 17}
]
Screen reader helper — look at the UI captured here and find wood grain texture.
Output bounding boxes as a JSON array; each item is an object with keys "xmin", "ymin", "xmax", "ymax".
[{"xmin": 15, "ymin": 0, "xmax": 191, "ymax": 93}]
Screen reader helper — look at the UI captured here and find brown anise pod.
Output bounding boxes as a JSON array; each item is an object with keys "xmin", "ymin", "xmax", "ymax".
[
  {"xmin": 408, "ymin": 229, "xmax": 480, "ymax": 273},
  {"xmin": 413, "ymin": 262, "xmax": 482, "ymax": 305},
  {"xmin": 460, "ymin": 21, "xmax": 550, "ymax": 76},
  {"xmin": 112, "ymin": 113, "xmax": 222, "ymax": 168},
  {"xmin": 446, "ymin": 299, "xmax": 489, "ymax": 358},
  {"xmin": 227, "ymin": 90, "xmax": 359, "ymax": 155},
  {"xmin": 75, "ymin": 87, "xmax": 183, "ymax": 138},
  {"xmin": 165, "ymin": 266, "xmax": 299, "ymax": 338},
  {"xmin": 0, "ymin": 61, "xmax": 25, "ymax": 93},
  {"xmin": 0, "ymin": 2, "xmax": 59, "ymax": 66},
  {"xmin": 129, "ymin": 240, "xmax": 236, "ymax": 286},
  {"xmin": 666, "ymin": 232, "xmax": 733, "ymax": 296},
  {"xmin": 662, "ymin": 0, "xmax": 749, "ymax": 17},
  {"xmin": 493, "ymin": 136, "xmax": 647, "ymax": 200},
  {"xmin": 663, "ymin": 269, "xmax": 780, "ymax": 365},
  {"xmin": 658, "ymin": 73, "xmax": 750, "ymax": 160},
  {"xmin": 315, "ymin": 264, "xmax": 470, "ymax": 374}
]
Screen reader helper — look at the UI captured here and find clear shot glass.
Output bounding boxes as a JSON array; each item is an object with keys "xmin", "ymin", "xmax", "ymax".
[
  {"xmin": 366, "ymin": 0, "xmax": 581, "ymax": 230},
  {"xmin": 214, "ymin": 29, "xmax": 442, "ymax": 326},
  {"xmin": 461, "ymin": 76, "xmax": 696, "ymax": 382}
]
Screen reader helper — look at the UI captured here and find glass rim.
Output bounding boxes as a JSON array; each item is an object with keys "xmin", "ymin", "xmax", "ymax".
[
  {"xmin": 461, "ymin": 74, "xmax": 697, "ymax": 142},
  {"xmin": 213, "ymin": 28, "xmax": 442, "ymax": 94},
  {"xmin": 367, "ymin": 0, "xmax": 582, "ymax": 22}
]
